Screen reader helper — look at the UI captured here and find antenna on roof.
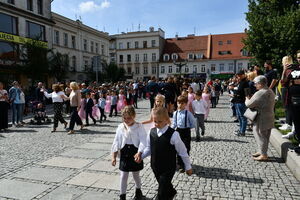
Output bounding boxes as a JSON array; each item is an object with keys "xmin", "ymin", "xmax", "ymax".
[
  {"xmin": 194, "ymin": 27, "xmax": 196, "ymax": 35},
  {"xmin": 75, "ymin": 14, "xmax": 77, "ymax": 20},
  {"xmin": 132, "ymin": 23, "xmax": 134, "ymax": 31},
  {"xmin": 117, "ymin": 28, "xmax": 119, "ymax": 33},
  {"xmin": 79, "ymin": 16, "xmax": 82, "ymax": 22},
  {"xmin": 103, "ymin": 26, "xmax": 105, "ymax": 32},
  {"xmin": 138, "ymin": 24, "xmax": 140, "ymax": 31}
]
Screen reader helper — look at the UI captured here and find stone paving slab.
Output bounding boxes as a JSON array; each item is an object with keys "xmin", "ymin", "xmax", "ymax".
[
  {"xmin": 90, "ymin": 137, "xmax": 114, "ymax": 143},
  {"xmin": 91, "ymin": 173, "xmax": 120, "ymax": 190},
  {"xmin": 60, "ymin": 149, "xmax": 107, "ymax": 159},
  {"xmin": 66, "ymin": 172, "xmax": 102, "ymax": 187},
  {"xmin": 76, "ymin": 191, "xmax": 116, "ymax": 200},
  {"xmin": 0, "ymin": 179, "xmax": 50, "ymax": 200},
  {"xmin": 13, "ymin": 167, "xmax": 74, "ymax": 183},
  {"xmin": 77, "ymin": 143, "xmax": 112, "ymax": 150},
  {"xmin": 40, "ymin": 157, "xmax": 93, "ymax": 169},
  {"xmin": 39, "ymin": 186, "xmax": 84, "ymax": 200},
  {"xmin": 88, "ymin": 160, "xmax": 118, "ymax": 172}
]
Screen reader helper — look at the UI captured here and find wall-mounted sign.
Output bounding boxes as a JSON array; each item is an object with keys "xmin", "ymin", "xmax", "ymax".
[{"xmin": 0, "ymin": 32, "xmax": 48, "ymax": 48}]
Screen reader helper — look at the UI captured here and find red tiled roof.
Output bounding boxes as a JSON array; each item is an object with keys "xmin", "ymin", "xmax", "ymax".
[
  {"xmin": 210, "ymin": 33, "xmax": 251, "ymax": 60},
  {"xmin": 162, "ymin": 35, "xmax": 208, "ymax": 61}
]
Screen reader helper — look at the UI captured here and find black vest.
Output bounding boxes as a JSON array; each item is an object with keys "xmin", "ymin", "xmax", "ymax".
[{"xmin": 150, "ymin": 127, "xmax": 176, "ymax": 173}]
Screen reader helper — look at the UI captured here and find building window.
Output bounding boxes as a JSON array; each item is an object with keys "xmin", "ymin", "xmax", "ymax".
[
  {"xmin": 152, "ymin": 66, "xmax": 156, "ymax": 74},
  {"xmin": 143, "ymin": 41, "xmax": 147, "ymax": 48},
  {"xmin": 90, "ymin": 41, "xmax": 94, "ymax": 52},
  {"xmin": 188, "ymin": 53, "xmax": 194, "ymax": 60},
  {"xmin": 218, "ymin": 51, "xmax": 231, "ymax": 55},
  {"xmin": 127, "ymin": 54, "xmax": 131, "ymax": 62},
  {"xmin": 218, "ymin": 41, "xmax": 223, "ymax": 45},
  {"xmin": 168, "ymin": 66, "xmax": 172, "ymax": 73},
  {"xmin": 54, "ymin": 30, "xmax": 59, "ymax": 45},
  {"xmin": 135, "ymin": 41, "xmax": 139, "ymax": 48},
  {"xmin": 238, "ymin": 63, "xmax": 243, "ymax": 71},
  {"xmin": 72, "ymin": 56, "xmax": 76, "ymax": 69},
  {"xmin": 0, "ymin": 13, "xmax": 18, "ymax": 35},
  {"xmin": 201, "ymin": 65, "xmax": 205, "ymax": 72},
  {"xmin": 161, "ymin": 66, "xmax": 165, "ymax": 74},
  {"xmin": 151, "ymin": 40, "xmax": 156, "ymax": 47},
  {"xmin": 229, "ymin": 63, "xmax": 234, "ymax": 71},
  {"xmin": 143, "ymin": 54, "xmax": 147, "ymax": 62},
  {"xmin": 163, "ymin": 54, "xmax": 169, "ymax": 61},
  {"xmin": 7, "ymin": 0, "xmax": 14, "ymax": 4},
  {"xmin": 63, "ymin": 33, "xmax": 68, "ymax": 47},
  {"xmin": 27, "ymin": 0, "xmax": 33, "ymax": 11},
  {"xmin": 172, "ymin": 53, "xmax": 178, "ymax": 61},
  {"xmin": 84, "ymin": 60, "xmax": 89, "ymax": 71},
  {"xmin": 152, "ymin": 53, "xmax": 156, "ymax": 61},
  {"xmin": 37, "ymin": 0, "xmax": 43, "ymax": 15},
  {"xmin": 71, "ymin": 36, "xmax": 76, "ymax": 49},
  {"xmin": 227, "ymin": 40, "xmax": 232, "ymax": 44},
  {"xmin": 127, "ymin": 42, "xmax": 130, "ymax": 49},
  {"xmin": 176, "ymin": 66, "xmax": 180, "ymax": 73},
  {"xmin": 0, "ymin": 41, "xmax": 18, "ymax": 61},
  {"xmin": 119, "ymin": 42, "xmax": 123, "ymax": 49},
  {"xmin": 127, "ymin": 67, "xmax": 132, "ymax": 74},
  {"xmin": 135, "ymin": 54, "xmax": 139, "ymax": 62},
  {"xmin": 119, "ymin": 55, "xmax": 123, "ymax": 63},
  {"xmin": 83, "ymin": 39, "xmax": 87, "ymax": 51},
  {"xmin": 211, "ymin": 64, "xmax": 216, "ymax": 71},
  {"xmin": 196, "ymin": 53, "xmax": 203, "ymax": 59},
  {"xmin": 193, "ymin": 65, "xmax": 197, "ymax": 73},
  {"xmin": 185, "ymin": 66, "xmax": 189, "ymax": 73},
  {"xmin": 135, "ymin": 66, "xmax": 140, "ymax": 74},
  {"xmin": 26, "ymin": 21, "xmax": 45, "ymax": 40},
  {"xmin": 241, "ymin": 49, "xmax": 249, "ymax": 56},
  {"xmin": 143, "ymin": 66, "xmax": 148, "ymax": 74},
  {"xmin": 95, "ymin": 43, "xmax": 98, "ymax": 53},
  {"xmin": 219, "ymin": 64, "xmax": 224, "ymax": 72},
  {"xmin": 101, "ymin": 45, "xmax": 105, "ymax": 55}
]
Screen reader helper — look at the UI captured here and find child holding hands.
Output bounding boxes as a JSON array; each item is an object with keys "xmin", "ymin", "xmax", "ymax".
[{"xmin": 111, "ymin": 106, "xmax": 147, "ymax": 200}]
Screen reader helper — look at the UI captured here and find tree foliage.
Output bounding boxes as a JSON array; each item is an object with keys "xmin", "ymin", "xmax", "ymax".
[
  {"xmin": 48, "ymin": 51, "xmax": 69, "ymax": 81},
  {"xmin": 244, "ymin": 0, "xmax": 300, "ymax": 67},
  {"xmin": 103, "ymin": 62, "xmax": 125, "ymax": 82}
]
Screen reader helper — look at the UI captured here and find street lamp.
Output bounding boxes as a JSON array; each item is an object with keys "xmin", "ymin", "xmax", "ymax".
[{"xmin": 173, "ymin": 58, "xmax": 187, "ymax": 78}]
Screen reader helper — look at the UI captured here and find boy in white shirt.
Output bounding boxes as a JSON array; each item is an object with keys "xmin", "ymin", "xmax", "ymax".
[{"xmin": 192, "ymin": 90, "xmax": 208, "ymax": 142}]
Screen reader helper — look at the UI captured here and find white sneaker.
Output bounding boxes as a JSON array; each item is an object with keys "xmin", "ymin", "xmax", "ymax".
[
  {"xmin": 282, "ymin": 131, "xmax": 295, "ymax": 139},
  {"xmin": 279, "ymin": 124, "xmax": 292, "ymax": 131}
]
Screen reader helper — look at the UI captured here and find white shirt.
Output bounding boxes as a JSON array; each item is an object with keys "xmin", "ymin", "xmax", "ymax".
[
  {"xmin": 19, "ymin": 91, "xmax": 25, "ymax": 104},
  {"xmin": 142, "ymin": 125, "xmax": 192, "ymax": 170},
  {"xmin": 44, "ymin": 91, "xmax": 65, "ymax": 103},
  {"xmin": 111, "ymin": 123, "xmax": 147, "ymax": 153},
  {"xmin": 192, "ymin": 99, "xmax": 208, "ymax": 114}
]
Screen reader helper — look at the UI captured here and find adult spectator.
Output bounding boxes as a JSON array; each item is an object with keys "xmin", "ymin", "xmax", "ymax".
[
  {"xmin": 191, "ymin": 79, "xmax": 200, "ymax": 93},
  {"xmin": 147, "ymin": 76, "xmax": 159, "ymax": 109},
  {"xmin": 162, "ymin": 77, "xmax": 176, "ymax": 117},
  {"xmin": 64, "ymin": 82, "xmax": 71, "ymax": 115},
  {"xmin": 67, "ymin": 82, "xmax": 83, "ymax": 134},
  {"xmin": 245, "ymin": 75, "xmax": 275, "ymax": 161},
  {"xmin": 234, "ymin": 71, "xmax": 249, "ymax": 136},
  {"xmin": 0, "ymin": 82, "xmax": 9, "ymax": 132},
  {"xmin": 281, "ymin": 52, "xmax": 300, "ymax": 143},
  {"xmin": 19, "ymin": 85, "xmax": 26, "ymax": 124},
  {"xmin": 264, "ymin": 60, "xmax": 278, "ymax": 92},
  {"xmin": 9, "ymin": 81, "xmax": 22, "ymax": 126},
  {"xmin": 35, "ymin": 82, "xmax": 44, "ymax": 102}
]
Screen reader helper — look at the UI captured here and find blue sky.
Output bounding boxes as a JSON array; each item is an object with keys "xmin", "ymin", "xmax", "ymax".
[{"xmin": 52, "ymin": 0, "xmax": 249, "ymax": 38}]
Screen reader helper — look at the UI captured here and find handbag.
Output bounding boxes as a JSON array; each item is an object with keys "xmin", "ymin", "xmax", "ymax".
[
  {"xmin": 291, "ymin": 96, "xmax": 300, "ymax": 107},
  {"xmin": 244, "ymin": 108, "xmax": 258, "ymax": 121}
]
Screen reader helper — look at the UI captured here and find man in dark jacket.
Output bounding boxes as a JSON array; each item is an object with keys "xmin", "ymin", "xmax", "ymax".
[
  {"xmin": 147, "ymin": 76, "xmax": 159, "ymax": 109},
  {"xmin": 85, "ymin": 92, "xmax": 96, "ymax": 126}
]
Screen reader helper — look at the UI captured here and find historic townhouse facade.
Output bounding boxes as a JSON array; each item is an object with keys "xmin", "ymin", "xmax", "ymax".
[
  {"xmin": 110, "ymin": 28, "xmax": 165, "ymax": 80},
  {"xmin": 52, "ymin": 13, "xmax": 110, "ymax": 82},
  {"xmin": 0, "ymin": 0, "xmax": 54, "ymax": 86}
]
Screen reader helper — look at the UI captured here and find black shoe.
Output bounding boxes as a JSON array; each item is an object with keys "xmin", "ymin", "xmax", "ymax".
[
  {"xmin": 240, "ymin": 132, "xmax": 245, "ymax": 136},
  {"xmin": 235, "ymin": 131, "xmax": 241, "ymax": 136},
  {"xmin": 120, "ymin": 194, "xmax": 126, "ymax": 200},
  {"xmin": 178, "ymin": 168, "xmax": 185, "ymax": 173},
  {"xmin": 93, "ymin": 121, "xmax": 96, "ymax": 125},
  {"xmin": 85, "ymin": 124, "xmax": 89, "ymax": 127},
  {"xmin": 133, "ymin": 188, "xmax": 143, "ymax": 200},
  {"xmin": 196, "ymin": 137, "xmax": 200, "ymax": 142},
  {"xmin": 170, "ymin": 189, "xmax": 177, "ymax": 199},
  {"xmin": 233, "ymin": 119, "xmax": 239, "ymax": 122},
  {"xmin": 201, "ymin": 131, "xmax": 205, "ymax": 136}
]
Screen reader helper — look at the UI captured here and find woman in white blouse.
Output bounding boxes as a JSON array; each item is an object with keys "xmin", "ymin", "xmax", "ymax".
[
  {"xmin": 0, "ymin": 82, "xmax": 9, "ymax": 132},
  {"xmin": 43, "ymin": 84, "xmax": 68, "ymax": 132}
]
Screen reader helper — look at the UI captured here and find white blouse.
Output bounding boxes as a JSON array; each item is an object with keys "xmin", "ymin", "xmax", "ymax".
[
  {"xmin": 44, "ymin": 91, "xmax": 66, "ymax": 103},
  {"xmin": 111, "ymin": 122, "xmax": 147, "ymax": 154}
]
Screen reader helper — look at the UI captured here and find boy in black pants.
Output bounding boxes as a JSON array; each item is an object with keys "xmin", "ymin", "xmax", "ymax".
[
  {"xmin": 85, "ymin": 92, "xmax": 96, "ymax": 125},
  {"xmin": 172, "ymin": 95, "xmax": 195, "ymax": 172},
  {"xmin": 139, "ymin": 107, "xmax": 192, "ymax": 200}
]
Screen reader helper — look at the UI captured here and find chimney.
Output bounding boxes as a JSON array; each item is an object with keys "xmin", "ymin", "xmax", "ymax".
[
  {"xmin": 207, "ymin": 34, "xmax": 212, "ymax": 59},
  {"xmin": 149, "ymin": 27, "xmax": 154, "ymax": 32},
  {"xmin": 175, "ymin": 33, "xmax": 178, "ymax": 39},
  {"xmin": 187, "ymin": 34, "xmax": 195, "ymax": 37}
]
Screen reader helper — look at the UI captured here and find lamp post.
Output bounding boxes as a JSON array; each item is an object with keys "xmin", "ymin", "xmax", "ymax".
[{"xmin": 173, "ymin": 58, "xmax": 187, "ymax": 78}]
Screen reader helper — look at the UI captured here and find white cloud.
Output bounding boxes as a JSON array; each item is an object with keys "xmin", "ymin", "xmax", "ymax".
[{"xmin": 78, "ymin": 1, "xmax": 110, "ymax": 13}]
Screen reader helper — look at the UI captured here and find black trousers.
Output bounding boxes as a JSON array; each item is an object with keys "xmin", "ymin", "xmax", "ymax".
[
  {"xmin": 211, "ymin": 97, "xmax": 217, "ymax": 108},
  {"xmin": 69, "ymin": 106, "xmax": 82, "ymax": 130},
  {"xmin": 85, "ymin": 110, "xmax": 96, "ymax": 125},
  {"xmin": 176, "ymin": 128, "xmax": 191, "ymax": 169},
  {"xmin": 109, "ymin": 104, "xmax": 117, "ymax": 117},
  {"xmin": 53, "ymin": 102, "xmax": 67, "ymax": 128},
  {"xmin": 99, "ymin": 107, "xmax": 106, "ymax": 122},
  {"xmin": 0, "ymin": 101, "xmax": 9, "ymax": 129},
  {"xmin": 150, "ymin": 95, "xmax": 155, "ymax": 109},
  {"xmin": 153, "ymin": 170, "xmax": 176, "ymax": 200},
  {"xmin": 289, "ymin": 86, "xmax": 300, "ymax": 142}
]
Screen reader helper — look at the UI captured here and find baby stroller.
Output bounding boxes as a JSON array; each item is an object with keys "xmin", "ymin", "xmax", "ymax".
[{"xmin": 30, "ymin": 103, "xmax": 51, "ymax": 125}]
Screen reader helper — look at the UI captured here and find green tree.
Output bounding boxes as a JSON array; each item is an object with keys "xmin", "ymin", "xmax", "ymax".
[
  {"xmin": 103, "ymin": 63, "xmax": 125, "ymax": 82},
  {"xmin": 244, "ymin": 0, "xmax": 300, "ymax": 67},
  {"xmin": 49, "ymin": 51, "xmax": 69, "ymax": 81}
]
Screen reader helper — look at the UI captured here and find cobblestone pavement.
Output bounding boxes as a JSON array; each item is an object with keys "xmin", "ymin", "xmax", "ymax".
[{"xmin": 0, "ymin": 95, "xmax": 300, "ymax": 200}]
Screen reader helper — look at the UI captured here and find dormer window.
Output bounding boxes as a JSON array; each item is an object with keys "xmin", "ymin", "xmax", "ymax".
[
  {"xmin": 241, "ymin": 49, "xmax": 250, "ymax": 56},
  {"xmin": 196, "ymin": 53, "xmax": 203, "ymax": 59},
  {"xmin": 188, "ymin": 53, "xmax": 194, "ymax": 60},
  {"xmin": 163, "ymin": 54, "xmax": 169, "ymax": 61},
  {"xmin": 171, "ymin": 53, "xmax": 178, "ymax": 61}
]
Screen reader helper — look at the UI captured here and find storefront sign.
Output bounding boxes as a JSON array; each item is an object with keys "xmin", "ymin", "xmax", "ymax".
[{"xmin": 0, "ymin": 32, "xmax": 48, "ymax": 48}]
